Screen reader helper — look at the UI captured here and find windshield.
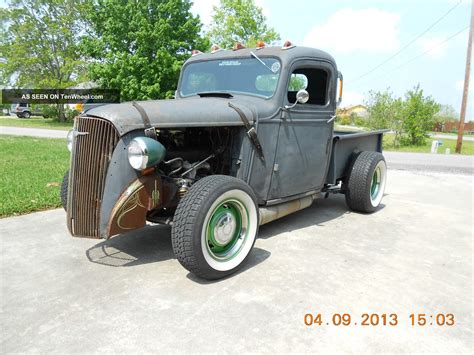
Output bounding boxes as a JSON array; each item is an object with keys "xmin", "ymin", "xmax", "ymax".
[{"xmin": 180, "ymin": 57, "xmax": 281, "ymax": 98}]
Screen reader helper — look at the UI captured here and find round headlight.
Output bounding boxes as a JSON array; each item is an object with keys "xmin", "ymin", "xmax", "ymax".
[
  {"xmin": 128, "ymin": 139, "xmax": 148, "ymax": 170},
  {"xmin": 67, "ymin": 130, "xmax": 74, "ymax": 152},
  {"xmin": 127, "ymin": 137, "xmax": 166, "ymax": 171}
]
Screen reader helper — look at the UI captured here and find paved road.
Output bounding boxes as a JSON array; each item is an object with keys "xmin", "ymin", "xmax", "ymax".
[
  {"xmin": 430, "ymin": 133, "xmax": 474, "ymax": 142},
  {"xmin": 384, "ymin": 151, "xmax": 473, "ymax": 175},
  {"xmin": 1, "ymin": 169, "xmax": 472, "ymax": 353},
  {"xmin": 0, "ymin": 126, "xmax": 68, "ymax": 138}
]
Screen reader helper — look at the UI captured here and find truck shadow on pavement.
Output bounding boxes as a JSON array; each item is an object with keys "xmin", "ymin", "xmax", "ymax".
[
  {"xmin": 86, "ymin": 222, "xmax": 272, "ymax": 277},
  {"xmin": 258, "ymin": 194, "xmax": 370, "ymax": 239},
  {"xmin": 85, "ymin": 194, "xmax": 384, "ymax": 280}
]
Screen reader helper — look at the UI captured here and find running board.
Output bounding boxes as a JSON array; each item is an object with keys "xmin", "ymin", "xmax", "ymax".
[{"xmin": 259, "ymin": 193, "xmax": 319, "ymax": 225}]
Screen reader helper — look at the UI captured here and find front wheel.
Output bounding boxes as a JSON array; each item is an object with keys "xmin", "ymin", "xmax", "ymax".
[
  {"xmin": 171, "ymin": 175, "xmax": 259, "ymax": 280},
  {"xmin": 344, "ymin": 151, "xmax": 387, "ymax": 213}
]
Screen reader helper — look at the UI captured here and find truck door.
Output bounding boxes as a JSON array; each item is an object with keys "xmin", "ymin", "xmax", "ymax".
[{"xmin": 268, "ymin": 60, "xmax": 336, "ymax": 200}]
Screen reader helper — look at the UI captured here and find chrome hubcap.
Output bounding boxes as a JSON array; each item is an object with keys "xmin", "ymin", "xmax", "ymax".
[{"xmin": 214, "ymin": 212, "xmax": 237, "ymax": 246}]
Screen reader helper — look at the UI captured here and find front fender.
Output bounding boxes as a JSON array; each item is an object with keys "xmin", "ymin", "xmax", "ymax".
[
  {"xmin": 99, "ymin": 131, "xmax": 177, "ymax": 238},
  {"xmin": 108, "ymin": 174, "xmax": 158, "ymax": 237},
  {"xmin": 106, "ymin": 172, "xmax": 178, "ymax": 238}
]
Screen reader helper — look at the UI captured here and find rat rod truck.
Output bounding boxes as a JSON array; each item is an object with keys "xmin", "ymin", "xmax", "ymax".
[{"xmin": 62, "ymin": 43, "xmax": 387, "ymax": 280}]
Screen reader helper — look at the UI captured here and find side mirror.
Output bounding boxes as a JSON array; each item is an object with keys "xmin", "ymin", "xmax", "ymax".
[
  {"xmin": 296, "ymin": 89, "xmax": 309, "ymax": 104},
  {"xmin": 285, "ymin": 89, "xmax": 309, "ymax": 109}
]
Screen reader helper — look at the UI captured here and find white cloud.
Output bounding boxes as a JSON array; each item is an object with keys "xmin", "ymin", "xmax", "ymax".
[
  {"xmin": 341, "ymin": 91, "xmax": 365, "ymax": 107},
  {"xmin": 303, "ymin": 8, "xmax": 400, "ymax": 54},
  {"xmin": 254, "ymin": 0, "xmax": 270, "ymax": 18},
  {"xmin": 191, "ymin": 0, "xmax": 220, "ymax": 28}
]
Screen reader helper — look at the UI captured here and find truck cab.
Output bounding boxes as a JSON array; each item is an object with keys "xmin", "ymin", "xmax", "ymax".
[{"xmin": 178, "ymin": 43, "xmax": 342, "ymax": 204}]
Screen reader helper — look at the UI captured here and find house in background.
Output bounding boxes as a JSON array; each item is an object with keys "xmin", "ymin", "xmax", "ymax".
[
  {"xmin": 338, "ymin": 104, "xmax": 368, "ymax": 118},
  {"xmin": 433, "ymin": 120, "xmax": 474, "ymax": 134}
]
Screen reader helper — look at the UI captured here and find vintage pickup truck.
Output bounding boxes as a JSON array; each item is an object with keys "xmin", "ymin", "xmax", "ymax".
[{"xmin": 62, "ymin": 42, "xmax": 387, "ymax": 279}]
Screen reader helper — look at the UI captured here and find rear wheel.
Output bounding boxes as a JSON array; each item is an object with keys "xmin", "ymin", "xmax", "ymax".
[
  {"xmin": 22, "ymin": 111, "xmax": 31, "ymax": 119},
  {"xmin": 344, "ymin": 151, "xmax": 387, "ymax": 213},
  {"xmin": 171, "ymin": 175, "xmax": 259, "ymax": 280}
]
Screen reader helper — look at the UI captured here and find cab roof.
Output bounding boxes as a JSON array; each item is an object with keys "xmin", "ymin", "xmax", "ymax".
[{"xmin": 185, "ymin": 45, "xmax": 337, "ymax": 67}]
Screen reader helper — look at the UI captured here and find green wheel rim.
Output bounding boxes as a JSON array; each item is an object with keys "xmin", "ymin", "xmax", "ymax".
[
  {"xmin": 371, "ymin": 166, "xmax": 381, "ymax": 200},
  {"xmin": 205, "ymin": 199, "xmax": 249, "ymax": 261}
]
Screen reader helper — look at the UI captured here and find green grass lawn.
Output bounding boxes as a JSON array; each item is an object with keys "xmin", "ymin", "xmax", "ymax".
[
  {"xmin": 383, "ymin": 133, "xmax": 474, "ymax": 155},
  {"xmin": 0, "ymin": 116, "xmax": 73, "ymax": 130},
  {"xmin": 0, "ymin": 135, "xmax": 70, "ymax": 217}
]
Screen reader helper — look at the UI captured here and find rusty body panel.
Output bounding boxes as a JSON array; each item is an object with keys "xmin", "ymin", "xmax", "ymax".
[
  {"xmin": 108, "ymin": 173, "xmax": 178, "ymax": 236},
  {"xmin": 66, "ymin": 117, "xmax": 180, "ymax": 239},
  {"xmin": 67, "ymin": 116, "xmax": 119, "ymax": 238}
]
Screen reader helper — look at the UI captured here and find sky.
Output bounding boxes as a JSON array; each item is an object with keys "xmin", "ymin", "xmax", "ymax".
[
  {"xmin": 1, "ymin": 0, "xmax": 472, "ymax": 119},
  {"xmin": 192, "ymin": 0, "xmax": 473, "ymax": 119}
]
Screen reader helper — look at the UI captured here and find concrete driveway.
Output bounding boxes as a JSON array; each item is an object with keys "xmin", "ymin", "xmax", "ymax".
[{"xmin": 0, "ymin": 169, "xmax": 472, "ymax": 353}]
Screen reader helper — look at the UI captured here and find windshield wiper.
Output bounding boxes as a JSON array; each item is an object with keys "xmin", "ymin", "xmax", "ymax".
[
  {"xmin": 197, "ymin": 92, "xmax": 233, "ymax": 98},
  {"xmin": 250, "ymin": 51, "xmax": 276, "ymax": 73}
]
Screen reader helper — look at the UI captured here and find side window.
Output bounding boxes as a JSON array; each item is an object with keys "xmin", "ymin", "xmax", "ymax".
[{"xmin": 287, "ymin": 67, "xmax": 329, "ymax": 105}]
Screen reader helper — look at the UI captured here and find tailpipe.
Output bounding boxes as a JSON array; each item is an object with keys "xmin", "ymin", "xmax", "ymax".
[{"xmin": 259, "ymin": 193, "xmax": 319, "ymax": 225}]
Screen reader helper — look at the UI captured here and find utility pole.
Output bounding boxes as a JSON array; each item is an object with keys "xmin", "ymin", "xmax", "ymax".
[{"xmin": 456, "ymin": 0, "xmax": 473, "ymax": 153}]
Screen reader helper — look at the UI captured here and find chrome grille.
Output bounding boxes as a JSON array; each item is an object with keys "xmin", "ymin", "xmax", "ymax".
[{"xmin": 67, "ymin": 117, "xmax": 119, "ymax": 238}]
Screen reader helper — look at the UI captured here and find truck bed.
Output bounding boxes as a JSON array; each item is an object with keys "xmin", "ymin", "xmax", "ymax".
[{"xmin": 326, "ymin": 130, "xmax": 388, "ymax": 184}]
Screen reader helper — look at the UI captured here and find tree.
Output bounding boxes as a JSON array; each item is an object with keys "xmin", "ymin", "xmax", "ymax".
[
  {"xmin": 207, "ymin": 0, "xmax": 280, "ymax": 48},
  {"xmin": 81, "ymin": 0, "xmax": 208, "ymax": 101},
  {"xmin": 366, "ymin": 86, "xmax": 441, "ymax": 147},
  {"xmin": 0, "ymin": 0, "xmax": 88, "ymax": 121},
  {"xmin": 366, "ymin": 89, "xmax": 404, "ymax": 147},
  {"xmin": 402, "ymin": 85, "xmax": 440, "ymax": 145},
  {"xmin": 288, "ymin": 74, "xmax": 306, "ymax": 91},
  {"xmin": 435, "ymin": 104, "xmax": 459, "ymax": 123}
]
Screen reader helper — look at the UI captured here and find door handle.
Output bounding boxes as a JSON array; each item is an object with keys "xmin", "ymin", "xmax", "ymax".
[{"xmin": 327, "ymin": 115, "xmax": 336, "ymax": 124}]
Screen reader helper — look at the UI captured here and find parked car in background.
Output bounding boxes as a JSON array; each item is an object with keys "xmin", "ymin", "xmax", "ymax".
[{"xmin": 11, "ymin": 103, "xmax": 48, "ymax": 118}]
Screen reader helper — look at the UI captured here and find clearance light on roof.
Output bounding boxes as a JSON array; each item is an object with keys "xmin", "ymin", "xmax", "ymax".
[
  {"xmin": 211, "ymin": 44, "xmax": 224, "ymax": 53},
  {"xmin": 282, "ymin": 40, "xmax": 295, "ymax": 50},
  {"xmin": 191, "ymin": 49, "xmax": 202, "ymax": 56},
  {"xmin": 233, "ymin": 42, "xmax": 246, "ymax": 50},
  {"xmin": 256, "ymin": 40, "xmax": 265, "ymax": 49}
]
